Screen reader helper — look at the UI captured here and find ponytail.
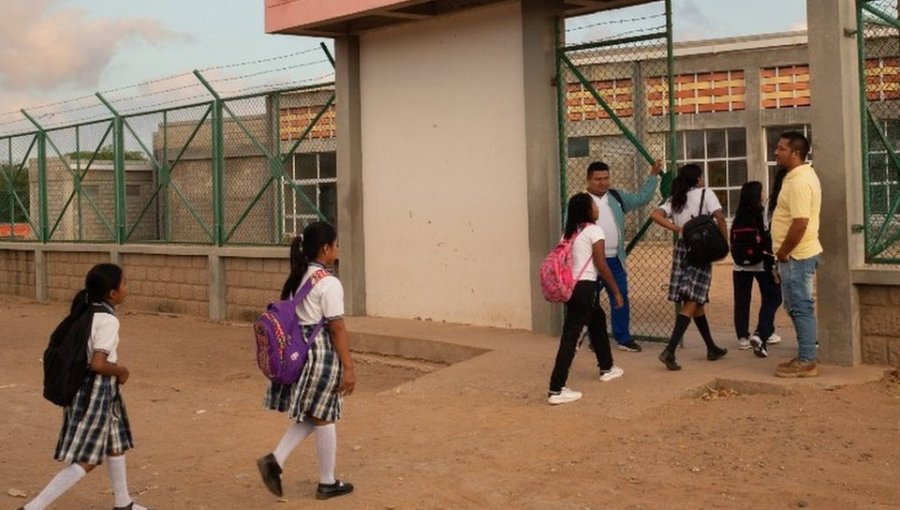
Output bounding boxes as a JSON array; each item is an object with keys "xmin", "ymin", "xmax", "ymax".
[
  {"xmin": 280, "ymin": 221, "xmax": 337, "ymax": 299},
  {"xmin": 671, "ymin": 164, "xmax": 702, "ymax": 213}
]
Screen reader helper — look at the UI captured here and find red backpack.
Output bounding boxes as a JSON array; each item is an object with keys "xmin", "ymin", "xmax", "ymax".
[{"xmin": 539, "ymin": 224, "xmax": 593, "ymax": 303}]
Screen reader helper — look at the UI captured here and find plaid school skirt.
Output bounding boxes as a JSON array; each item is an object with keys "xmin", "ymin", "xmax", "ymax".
[
  {"xmin": 667, "ymin": 239, "xmax": 714, "ymax": 305},
  {"xmin": 263, "ymin": 326, "xmax": 343, "ymax": 423},
  {"xmin": 55, "ymin": 373, "xmax": 133, "ymax": 465}
]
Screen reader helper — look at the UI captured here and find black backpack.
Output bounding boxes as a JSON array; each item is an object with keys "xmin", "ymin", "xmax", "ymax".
[
  {"xmin": 42, "ymin": 305, "xmax": 102, "ymax": 406},
  {"xmin": 730, "ymin": 212, "xmax": 769, "ymax": 266},
  {"xmin": 681, "ymin": 189, "xmax": 729, "ymax": 267}
]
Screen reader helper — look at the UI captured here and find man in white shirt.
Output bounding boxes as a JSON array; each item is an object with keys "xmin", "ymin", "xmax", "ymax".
[{"xmin": 585, "ymin": 159, "xmax": 663, "ymax": 352}]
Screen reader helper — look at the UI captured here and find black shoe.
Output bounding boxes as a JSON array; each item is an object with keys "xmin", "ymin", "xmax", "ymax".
[
  {"xmin": 114, "ymin": 503, "xmax": 157, "ymax": 510},
  {"xmin": 707, "ymin": 346, "xmax": 728, "ymax": 361},
  {"xmin": 617, "ymin": 341, "xmax": 642, "ymax": 353},
  {"xmin": 750, "ymin": 337, "xmax": 768, "ymax": 358},
  {"xmin": 257, "ymin": 453, "xmax": 283, "ymax": 497},
  {"xmin": 658, "ymin": 349, "xmax": 681, "ymax": 371},
  {"xmin": 316, "ymin": 480, "xmax": 354, "ymax": 500}
]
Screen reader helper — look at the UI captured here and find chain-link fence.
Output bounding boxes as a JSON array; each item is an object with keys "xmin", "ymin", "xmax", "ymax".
[
  {"xmin": 859, "ymin": 0, "xmax": 900, "ymax": 263},
  {"xmin": 560, "ymin": 1, "xmax": 675, "ymax": 339},
  {"xmin": 0, "ymin": 57, "xmax": 335, "ymax": 246}
]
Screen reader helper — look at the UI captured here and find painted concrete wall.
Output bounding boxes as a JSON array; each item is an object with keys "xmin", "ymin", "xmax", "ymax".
[{"xmin": 358, "ymin": 2, "xmax": 533, "ymax": 329}]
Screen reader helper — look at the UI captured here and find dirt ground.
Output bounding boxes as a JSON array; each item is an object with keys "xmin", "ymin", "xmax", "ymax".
[{"xmin": 2, "ymin": 295, "xmax": 900, "ymax": 510}]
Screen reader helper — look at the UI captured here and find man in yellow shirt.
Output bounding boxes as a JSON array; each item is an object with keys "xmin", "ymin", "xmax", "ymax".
[{"xmin": 770, "ymin": 131, "xmax": 822, "ymax": 377}]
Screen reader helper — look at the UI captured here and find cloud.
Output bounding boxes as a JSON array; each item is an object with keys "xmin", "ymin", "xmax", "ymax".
[{"xmin": 0, "ymin": 0, "xmax": 189, "ymax": 92}]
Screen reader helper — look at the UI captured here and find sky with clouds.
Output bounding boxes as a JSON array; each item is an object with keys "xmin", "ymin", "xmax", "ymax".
[{"xmin": 0, "ymin": 0, "xmax": 806, "ymax": 134}]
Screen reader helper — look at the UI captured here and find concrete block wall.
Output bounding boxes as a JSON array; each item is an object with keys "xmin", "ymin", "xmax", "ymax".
[
  {"xmin": 0, "ymin": 250, "xmax": 35, "ymax": 298},
  {"xmin": 121, "ymin": 253, "xmax": 210, "ymax": 316},
  {"xmin": 224, "ymin": 257, "xmax": 290, "ymax": 321},
  {"xmin": 0, "ymin": 244, "xmax": 289, "ymax": 323},
  {"xmin": 859, "ymin": 285, "xmax": 900, "ymax": 367},
  {"xmin": 46, "ymin": 251, "xmax": 111, "ymax": 302}
]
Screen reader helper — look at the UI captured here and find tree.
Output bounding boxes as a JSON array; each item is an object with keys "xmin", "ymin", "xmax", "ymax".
[
  {"xmin": 0, "ymin": 164, "xmax": 29, "ymax": 223},
  {"xmin": 66, "ymin": 145, "xmax": 145, "ymax": 161}
]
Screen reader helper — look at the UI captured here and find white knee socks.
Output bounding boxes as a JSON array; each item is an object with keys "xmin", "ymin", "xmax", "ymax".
[
  {"xmin": 107, "ymin": 455, "xmax": 132, "ymax": 507},
  {"xmin": 273, "ymin": 421, "xmax": 316, "ymax": 467},
  {"xmin": 24, "ymin": 463, "xmax": 86, "ymax": 510},
  {"xmin": 315, "ymin": 423, "xmax": 337, "ymax": 485}
]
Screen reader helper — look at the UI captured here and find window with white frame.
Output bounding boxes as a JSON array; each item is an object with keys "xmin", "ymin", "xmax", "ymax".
[
  {"xmin": 675, "ymin": 128, "xmax": 747, "ymax": 218},
  {"xmin": 866, "ymin": 120, "xmax": 900, "ymax": 216},
  {"xmin": 765, "ymin": 125, "xmax": 813, "ymax": 197},
  {"xmin": 283, "ymin": 151, "xmax": 336, "ymax": 238}
]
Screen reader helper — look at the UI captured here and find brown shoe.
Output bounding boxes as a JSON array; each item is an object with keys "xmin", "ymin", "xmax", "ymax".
[{"xmin": 775, "ymin": 358, "xmax": 818, "ymax": 378}]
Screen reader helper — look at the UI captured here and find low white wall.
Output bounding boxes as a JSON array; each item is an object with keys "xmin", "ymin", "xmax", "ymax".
[{"xmin": 359, "ymin": 1, "xmax": 534, "ymax": 329}]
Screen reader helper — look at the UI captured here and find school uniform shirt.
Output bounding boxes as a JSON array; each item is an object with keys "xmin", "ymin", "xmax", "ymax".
[
  {"xmin": 570, "ymin": 224, "xmax": 606, "ymax": 282},
  {"xmin": 658, "ymin": 187, "xmax": 724, "ymax": 228},
  {"xmin": 591, "ymin": 193, "xmax": 620, "ymax": 257},
  {"xmin": 89, "ymin": 304, "xmax": 119, "ymax": 363},
  {"xmin": 294, "ymin": 263, "xmax": 344, "ymax": 326}
]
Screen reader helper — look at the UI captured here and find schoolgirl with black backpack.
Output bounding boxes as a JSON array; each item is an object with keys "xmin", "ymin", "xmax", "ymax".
[
  {"xmin": 730, "ymin": 181, "xmax": 783, "ymax": 358},
  {"xmin": 650, "ymin": 164, "xmax": 729, "ymax": 371}
]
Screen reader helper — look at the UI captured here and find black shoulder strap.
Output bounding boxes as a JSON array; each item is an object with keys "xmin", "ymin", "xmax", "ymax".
[
  {"xmin": 608, "ymin": 189, "xmax": 624, "ymax": 209},
  {"xmin": 698, "ymin": 188, "xmax": 707, "ymax": 217}
]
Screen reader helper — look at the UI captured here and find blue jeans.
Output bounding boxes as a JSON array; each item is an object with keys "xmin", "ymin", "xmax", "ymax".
[
  {"xmin": 596, "ymin": 257, "xmax": 631, "ymax": 344},
  {"xmin": 778, "ymin": 254, "xmax": 819, "ymax": 362}
]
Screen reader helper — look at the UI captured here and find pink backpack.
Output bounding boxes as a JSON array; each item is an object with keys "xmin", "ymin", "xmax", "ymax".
[{"xmin": 539, "ymin": 224, "xmax": 593, "ymax": 303}]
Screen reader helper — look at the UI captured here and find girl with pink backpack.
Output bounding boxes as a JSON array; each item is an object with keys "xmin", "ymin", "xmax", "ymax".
[{"xmin": 547, "ymin": 193, "xmax": 625, "ymax": 405}]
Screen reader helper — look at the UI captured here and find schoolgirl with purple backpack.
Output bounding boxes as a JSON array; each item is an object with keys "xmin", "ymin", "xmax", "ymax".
[
  {"xmin": 546, "ymin": 193, "xmax": 625, "ymax": 406},
  {"xmin": 256, "ymin": 221, "xmax": 356, "ymax": 501}
]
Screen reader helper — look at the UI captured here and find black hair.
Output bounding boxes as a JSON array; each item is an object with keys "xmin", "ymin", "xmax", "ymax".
[
  {"xmin": 586, "ymin": 161, "xmax": 610, "ymax": 178},
  {"xmin": 670, "ymin": 164, "xmax": 703, "ymax": 213},
  {"xmin": 737, "ymin": 180, "xmax": 764, "ymax": 226},
  {"xmin": 769, "ymin": 166, "xmax": 787, "ymax": 216},
  {"xmin": 280, "ymin": 221, "xmax": 338, "ymax": 299},
  {"xmin": 779, "ymin": 131, "xmax": 810, "ymax": 161},
  {"xmin": 564, "ymin": 193, "xmax": 594, "ymax": 240},
  {"xmin": 70, "ymin": 263, "xmax": 123, "ymax": 317}
]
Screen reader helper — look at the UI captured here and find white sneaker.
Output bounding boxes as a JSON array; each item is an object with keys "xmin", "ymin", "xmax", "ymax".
[
  {"xmin": 599, "ymin": 365, "xmax": 624, "ymax": 382},
  {"xmin": 737, "ymin": 337, "xmax": 751, "ymax": 350},
  {"xmin": 767, "ymin": 333, "xmax": 782, "ymax": 345},
  {"xmin": 548, "ymin": 387, "xmax": 582, "ymax": 405}
]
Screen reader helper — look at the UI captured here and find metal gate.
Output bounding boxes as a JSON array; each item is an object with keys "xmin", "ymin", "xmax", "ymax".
[
  {"xmin": 858, "ymin": 0, "xmax": 900, "ymax": 263},
  {"xmin": 557, "ymin": 0, "xmax": 676, "ymax": 339}
]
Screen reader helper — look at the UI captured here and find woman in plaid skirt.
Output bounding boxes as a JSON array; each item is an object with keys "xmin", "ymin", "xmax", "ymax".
[
  {"xmin": 257, "ymin": 221, "xmax": 356, "ymax": 501},
  {"xmin": 19, "ymin": 263, "xmax": 154, "ymax": 510},
  {"xmin": 650, "ymin": 164, "xmax": 729, "ymax": 371}
]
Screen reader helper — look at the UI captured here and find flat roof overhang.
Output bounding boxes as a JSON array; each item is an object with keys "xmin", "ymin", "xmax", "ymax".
[{"xmin": 265, "ymin": 0, "xmax": 659, "ymax": 37}]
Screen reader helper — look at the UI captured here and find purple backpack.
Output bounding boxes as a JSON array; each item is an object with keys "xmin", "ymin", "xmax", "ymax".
[{"xmin": 254, "ymin": 269, "xmax": 328, "ymax": 385}]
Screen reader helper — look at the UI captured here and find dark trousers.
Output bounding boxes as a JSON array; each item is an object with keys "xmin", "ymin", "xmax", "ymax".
[
  {"xmin": 732, "ymin": 269, "xmax": 782, "ymax": 340},
  {"xmin": 549, "ymin": 280, "xmax": 613, "ymax": 392}
]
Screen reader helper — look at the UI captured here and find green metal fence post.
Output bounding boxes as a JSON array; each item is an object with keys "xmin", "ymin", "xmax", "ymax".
[
  {"xmin": 555, "ymin": 20, "xmax": 569, "ymax": 221},
  {"xmin": 20, "ymin": 110, "xmax": 50, "ymax": 243},
  {"xmin": 858, "ymin": 0, "xmax": 872, "ymax": 259},
  {"xmin": 96, "ymin": 93, "xmax": 129, "ymax": 244},
  {"xmin": 193, "ymin": 70, "xmax": 226, "ymax": 246},
  {"xmin": 665, "ymin": 0, "xmax": 677, "ymax": 186}
]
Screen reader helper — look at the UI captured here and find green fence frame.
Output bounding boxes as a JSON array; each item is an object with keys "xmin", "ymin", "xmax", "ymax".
[
  {"xmin": 858, "ymin": 0, "xmax": 900, "ymax": 263},
  {"xmin": 0, "ymin": 57, "xmax": 335, "ymax": 246}
]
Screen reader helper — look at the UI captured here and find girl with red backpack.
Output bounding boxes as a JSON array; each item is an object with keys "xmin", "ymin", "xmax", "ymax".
[
  {"xmin": 547, "ymin": 193, "xmax": 624, "ymax": 405},
  {"xmin": 257, "ymin": 221, "xmax": 356, "ymax": 501}
]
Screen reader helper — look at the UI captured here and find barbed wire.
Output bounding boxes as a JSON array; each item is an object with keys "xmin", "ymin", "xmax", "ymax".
[
  {"xmin": 0, "ymin": 45, "xmax": 333, "ymax": 124},
  {"xmin": 565, "ymin": 24, "xmax": 667, "ymax": 49},
  {"xmin": 198, "ymin": 45, "xmax": 324, "ymax": 71},
  {"xmin": 566, "ymin": 13, "xmax": 665, "ymax": 33}
]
